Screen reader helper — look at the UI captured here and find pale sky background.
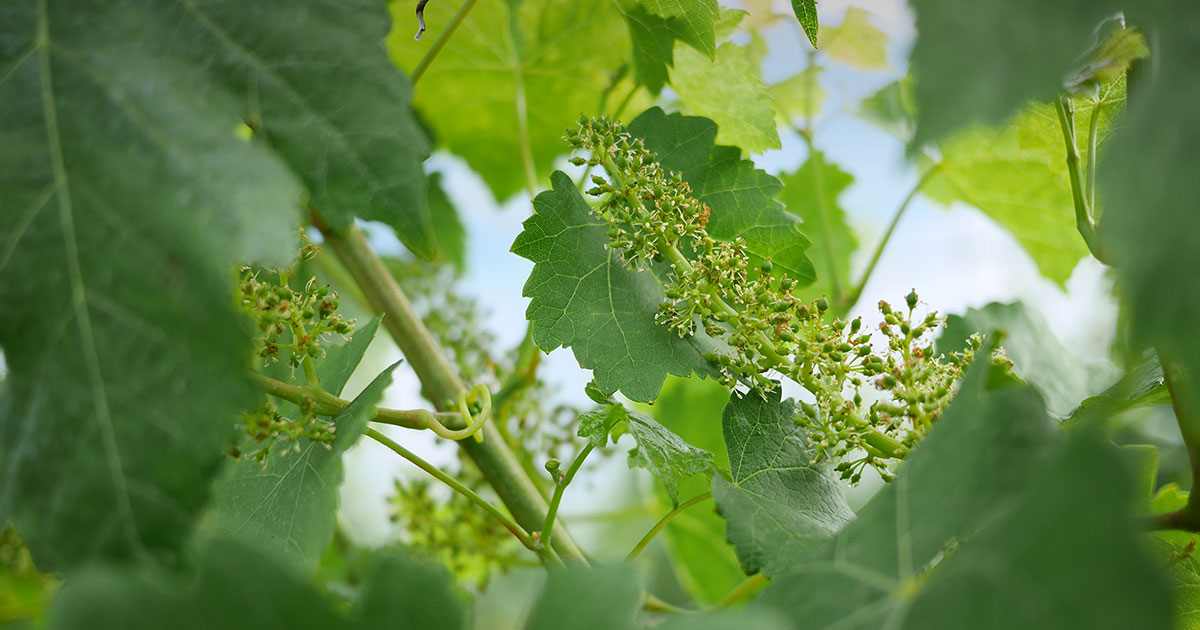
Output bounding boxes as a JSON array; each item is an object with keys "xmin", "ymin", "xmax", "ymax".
[{"xmin": 335, "ymin": 0, "xmax": 1121, "ymax": 609}]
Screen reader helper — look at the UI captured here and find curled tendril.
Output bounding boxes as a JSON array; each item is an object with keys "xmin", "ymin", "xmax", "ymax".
[
  {"xmin": 427, "ymin": 384, "xmax": 491, "ymax": 441},
  {"xmin": 415, "ymin": 0, "xmax": 430, "ymax": 41}
]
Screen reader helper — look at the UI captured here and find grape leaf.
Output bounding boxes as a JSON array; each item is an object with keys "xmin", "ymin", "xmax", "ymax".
[
  {"xmin": 524, "ymin": 565, "xmax": 639, "ymax": 630},
  {"xmin": 712, "ymin": 389, "xmax": 853, "ymax": 577},
  {"xmin": 387, "ymin": 0, "xmax": 626, "ymax": 200},
  {"xmin": 790, "ymin": 0, "xmax": 819, "ymax": 48},
  {"xmin": 860, "ymin": 77, "xmax": 916, "ymax": 140},
  {"xmin": 201, "ymin": 342, "xmax": 392, "ymax": 571},
  {"xmin": 669, "ymin": 42, "xmax": 781, "ymax": 154},
  {"xmin": 46, "ymin": 538, "xmax": 467, "ymax": 630},
  {"xmin": 643, "ymin": 377, "xmax": 745, "ymax": 605},
  {"xmin": 937, "ymin": 301, "xmax": 1109, "ymax": 417},
  {"xmin": 777, "ymin": 152, "xmax": 856, "ymax": 300},
  {"xmin": 818, "ymin": 7, "xmax": 889, "ymax": 71},
  {"xmin": 0, "ymin": 2, "xmax": 310, "ymax": 570},
  {"xmin": 627, "ymin": 107, "xmax": 816, "ymax": 285},
  {"xmin": 1066, "ymin": 357, "xmax": 1169, "ymax": 426},
  {"xmin": 428, "ymin": 173, "xmax": 467, "ymax": 273},
  {"xmin": 614, "ymin": 0, "xmax": 720, "ymax": 94},
  {"xmin": 576, "ymin": 395, "xmax": 713, "ymax": 505},
  {"xmin": 512, "ymin": 171, "xmax": 720, "ymax": 402},
  {"xmin": 769, "ymin": 66, "xmax": 826, "ymax": 130},
  {"xmin": 753, "ymin": 357, "xmax": 1171, "ymax": 629},
  {"xmin": 1097, "ymin": 6, "xmax": 1200, "ymax": 417},
  {"xmin": 908, "ymin": 0, "xmax": 1124, "ymax": 147}
]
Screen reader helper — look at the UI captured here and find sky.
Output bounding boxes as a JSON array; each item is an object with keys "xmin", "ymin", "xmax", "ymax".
[{"xmin": 336, "ymin": 0, "xmax": 1121, "ymax": 566}]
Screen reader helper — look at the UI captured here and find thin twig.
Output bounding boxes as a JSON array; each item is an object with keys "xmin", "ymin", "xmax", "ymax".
[
  {"xmin": 541, "ymin": 442, "xmax": 596, "ymax": 556},
  {"xmin": 625, "ymin": 492, "xmax": 713, "ymax": 561},
  {"xmin": 365, "ymin": 428, "xmax": 559, "ymax": 564},
  {"xmin": 412, "ymin": 0, "xmax": 480, "ymax": 84},
  {"xmin": 842, "ymin": 164, "xmax": 940, "ymax": 312},
  {"xmin": 253, "ymin": 372, "xmax": 461, "ymax": 431}
]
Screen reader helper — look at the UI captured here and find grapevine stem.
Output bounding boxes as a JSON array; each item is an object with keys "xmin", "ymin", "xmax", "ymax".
[
  {"xmin": 709, "ymin": 573, "xmax": 769, "ymax": 610},
  {"xmin": 1154, "ymin": 352, "xmax": 1200, "ymax": 532},
  {"xmin": 411, "ymin": 0, "xmax": 479, "ymax": 84},
  {"xmin": 541, "ymin": 441, "xmax": 596, "ymax": 556},
  {"xmin": 364, "ymin": 428, "xmax": 557, "ymax": 563},
  {"xmin": 1085, "ymin": 95, "xmax": 1102, "ymax": 212},
  {"xmin": 316, "ymin": 221, "xmax": 587, "ymax": 563},
  {"xmin": 843, "ymin": 164, "xmax": 940, "ymax": 312},
  {"xmin": 252, "ymin": 372, "xmax": 461, "ymax": 431},
  {"xmin": 625, "ymin": 491, "xmax": 713, "ymax": 561},
  {"xmin": 1054, "ymin": 97, "xmax": 1107, "ymax": 263}
]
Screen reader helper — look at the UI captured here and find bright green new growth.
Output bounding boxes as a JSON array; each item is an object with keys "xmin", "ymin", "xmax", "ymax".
[{"xmin": 567, "ymin": 116, "xmax": 987, "ymax": 480}]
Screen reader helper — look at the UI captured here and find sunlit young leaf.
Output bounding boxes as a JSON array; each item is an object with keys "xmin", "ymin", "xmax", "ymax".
[
  {"xmin": 859, "ymin": 77, "xmax": 916, "ymax": 140},
  {"xmin": 777, "ymin": 153, "xmax": 856, "ymax": 301},
  {"xmin": 614, "ymin": 0, "xmax": 720, "ymax": 94},
  {"xmin": 769, "ymin": 66, "xmax": 826, "ymax": 131},
  {"xmin": 627, "ymin": 108, "xmax": 816, "ymax": 285},
  {"xmin": 512, "ymin": 172, "xmax": 720, "ymax": 402},
  {"xmin": 712, "ymin": 389, "xmax": 853, "ymax": 577},
  {"xmin": 818, "ymin": 7, "xmax": 889, "ymax": 70},
  {"xmin": 388, "ymin": 0, "xmax": 626, "ymax": 200},
  {"xmin": 669, "ymin": 42, "xmax": 781, "ymax": 154}
]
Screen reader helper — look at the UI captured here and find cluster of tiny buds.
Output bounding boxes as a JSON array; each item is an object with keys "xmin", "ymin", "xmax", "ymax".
[
  {"xmin": 230, "ymin": 399, "xmax": 336, "ymax": 464},
  {"xmin": 236, "ymin": 253, "xmax": 354, "ymax": 373},
  {"xmin": 566, "ymin": 115, "xmax": 712, "ymax": 272},
  {"xmin": 563, "ymin": 116, "xmax": 991, "ymax": 484}
]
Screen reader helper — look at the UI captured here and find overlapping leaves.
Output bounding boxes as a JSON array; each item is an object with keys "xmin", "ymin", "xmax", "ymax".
[
  {"xmin": 387, "ymin": 0, "xmax": 627, "ymax": 200},
  {"xmin": 202, "ymin": 318, "xmax": 389, "ymax": 571},
  {"xmin": 712, "ymin": 390, "xmax": 853, "ymax": 577},
  {"xmin": 514, "ymin": 109, "xmax": 814, "ymax": 401},
  {"xmin": 751, "ymin": 354, "xmax": 1171, "ymax": 629},
  {"xmin": 0, "ymin": 0, "xmax": 427, "ymax": 570},
  {"xmin": 614, "ymin": 0, "xmax": 719, "ymax": 94}
]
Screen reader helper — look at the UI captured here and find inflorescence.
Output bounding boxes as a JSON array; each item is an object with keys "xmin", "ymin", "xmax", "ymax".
[
  {"xmin": 567, "ymin": 115, "xmax": 999, "ymax": 482},
  {"xmin": 232, "ymin": 234, "xmax": 357, "ymax": 463}
]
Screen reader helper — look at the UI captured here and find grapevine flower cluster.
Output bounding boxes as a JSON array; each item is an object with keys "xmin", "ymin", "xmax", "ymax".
[
  {"xmin": 232, "ymin": 235, "xmax": 356, "ymax": 464},
  {"xmin": 567, "ymin": 115, "xmax": 1001, "ymax": 482}
]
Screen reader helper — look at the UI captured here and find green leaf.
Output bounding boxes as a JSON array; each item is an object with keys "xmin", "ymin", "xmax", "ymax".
[
  {"xmin": 658, "ymin": 609, "xmax": 789, "ymax": 630},
  {"xmin": 777, "ymin": 152, "xmax": 856, "ymax": 300},
  {"xmin": 908, "ymin": 0, "xmax": 1123, "ymax": 147},
  {"xmin": 614, "ymin": 0, "xmax": 720, "ymax": 94},
  {"xmin": 388, "ymin": 0, "xmax": 627, "ymax": 200},
  {"xmin": 201, "ymin": 362, "xmax": 396, "ymax": 571},
  {"xmin": 1121, "ymin": 444, "xmax": 1159, "ymax": 515},
  {"xmin": 46, "ymin": 538, "xmax": 467, "ymax": 630},
  {"xmin": 627, "ymin": 107, "xmax": 815, "ymax": 285},
  {"xmin": 669, "ymin": 42, "xmax": 781, "ymax": 154},
  {"xmin": 937, "ymin": 301, "xmax": 1108, "ymax": 417},
  {"xmin": 0, "ymin": 4, "xmax": 306, "ymax": 570},
  {"xmin": 512, "ymin": 171, "xmax": 719, "ymax": 402},
  {"xmin": 922, "ymin": 101, "xmax": 1099, "ymax": 286},
  {"xmin": 0, "ymin": 0, "xmax": 434, "ymax": 571},
  {"xmin": 754, "ymin": 358, "xmax": 1171, "ymax": 629},
  {"xmin": 769, "ymin": 66, "xmax": 826, "ymax": 130},
  {"xmin": 1066, "ymin": 357, "xmax": 1169, "ymax": 426},
  {"xmin": 859, "ymin": 77, "xmax": 916, "ymax": 140},
  {"xmin": 640, "ymin": 377, "xmax": 745, "ymax": 605},
  {"xmin": 790, "ymin": 0, "xmax": 819, "ymax": 48},
  {"xmin": 578, "ymin": 397, "xmax": 713, "ymax": 504},
  {"xmin": 318, "ymin": 315, "xmax": 384, "ymax": 398},
  {"xmin": 524, "ymin": 565, "xmax": 639, "ymax": 630},
  {"xmin": 428, "ymin": 173, "xmax": 467, "ymax": 273},
  {"xmin": 1097, "ymin": 7, "xmax": 1200, "ymax": 413},
  {"xmin": 817, "ymin": 7, "xmax": 889, "ymax": 70},
  {"xmin": 712, "ymin": 389, "xmax": 853, "ymax": 577},
  {"xmin": 625, "ymin": 409, "xmax": 714, "ymax": 506}
]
